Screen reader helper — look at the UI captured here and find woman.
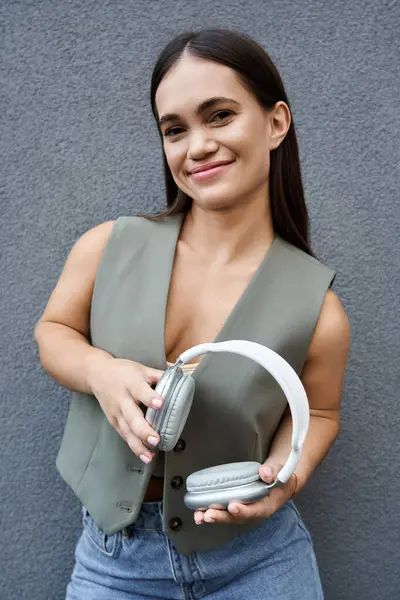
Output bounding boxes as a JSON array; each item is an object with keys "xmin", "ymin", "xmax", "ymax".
[{"xmin": 35, "ymin": 29, "xmax": 350, "ymax": 599}]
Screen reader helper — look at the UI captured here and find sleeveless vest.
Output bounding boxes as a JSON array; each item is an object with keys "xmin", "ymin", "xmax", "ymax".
[{"xmin": 56, "ymin": 213, "xmax": 336, "ymax": 555}]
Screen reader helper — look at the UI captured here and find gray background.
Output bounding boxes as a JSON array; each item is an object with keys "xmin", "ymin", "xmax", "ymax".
[{"xmin": 1, "ymin": 1, "xmax": 399, "ymax": 598}]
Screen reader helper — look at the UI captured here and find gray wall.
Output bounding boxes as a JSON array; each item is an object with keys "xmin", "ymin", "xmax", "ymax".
[{"xmin": 1, "ymin": 1, "xmax": 399, "ymax": 598}]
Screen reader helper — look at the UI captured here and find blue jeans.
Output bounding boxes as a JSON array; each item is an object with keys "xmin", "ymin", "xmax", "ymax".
[{"xmin": 66, "ymin": 499, "xmax": 324, "ymax": 599}]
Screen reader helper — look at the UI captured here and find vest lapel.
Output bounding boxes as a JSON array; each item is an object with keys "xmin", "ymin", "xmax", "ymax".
[{"xmin": 147, "ymin": 213, "xmax": 185, "ymax": 369}]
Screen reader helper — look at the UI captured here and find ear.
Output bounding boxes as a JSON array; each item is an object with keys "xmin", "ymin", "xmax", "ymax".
[{"xmin": 268, "ymin": 101, "xmax": 291, "ymax": 151}]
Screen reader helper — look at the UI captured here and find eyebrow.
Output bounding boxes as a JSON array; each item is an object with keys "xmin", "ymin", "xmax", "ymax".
[{"xmin": 158, "ymin": 96, "xmax": 240, "ymax": 128}]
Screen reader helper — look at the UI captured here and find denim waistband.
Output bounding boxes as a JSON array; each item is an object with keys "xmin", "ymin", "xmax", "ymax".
[{"xmin": 125, "ymin": 500, "xmax": 164, "ymax": 533}]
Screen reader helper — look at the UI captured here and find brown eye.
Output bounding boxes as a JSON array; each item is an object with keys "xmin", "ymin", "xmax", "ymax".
[
  {"xmin": 164, "ymin": 127, "xmax": 184, "ymax": 138},
  {"xmin": 211, "ymin": 110, "xmax": 233, "ymax": 122}
]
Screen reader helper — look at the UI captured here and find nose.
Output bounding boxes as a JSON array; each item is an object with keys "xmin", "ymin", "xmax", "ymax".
[{"xmin": 187, "ymin": 128, "xmax": 219, "ymax": 160}]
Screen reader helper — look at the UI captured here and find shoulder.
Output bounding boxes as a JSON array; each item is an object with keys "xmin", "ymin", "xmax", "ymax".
[
  {"xmin": 74, "ymin": 220, "xmax": 116, "ymax": 249},
  {"xmin": 275, "ymin": 236, "xmax": 336, "ymax": 290},
  {"xmin": 307, "ymin": 290, "xmax": 351, "ymax": 364},
  {"xmin": 70, "ymin": 214, "xmax": 180, "ymax": 266},
  {"xmin": 65, "ymin": 220, "xmax": 117, "ymax": 272}
]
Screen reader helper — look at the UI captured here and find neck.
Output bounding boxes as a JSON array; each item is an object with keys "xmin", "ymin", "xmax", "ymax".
[{"xmin": 180, "ymin": 189, "xmax": 275, "ymax": 266}]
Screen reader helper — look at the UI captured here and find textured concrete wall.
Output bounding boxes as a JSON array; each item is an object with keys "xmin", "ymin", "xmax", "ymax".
[{"xmin": 1, "ymin": 1, "xmax": 399, "ymax": 598}]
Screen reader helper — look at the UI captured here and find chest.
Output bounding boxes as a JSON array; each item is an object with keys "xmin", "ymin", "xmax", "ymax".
[{"xmin": 165, "ymin": 249, "xmax": 257, "ymax": 363}]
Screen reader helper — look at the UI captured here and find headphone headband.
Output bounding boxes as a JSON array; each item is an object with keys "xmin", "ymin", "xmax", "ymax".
[{"xmin": 177, "ymin": 340, "xmax": 309, "ymax": 484}]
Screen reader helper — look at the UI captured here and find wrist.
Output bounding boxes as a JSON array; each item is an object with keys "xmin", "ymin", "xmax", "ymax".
[{"xmin": 84, "ymin": 349, "xmax": 114, "ymax": 394}]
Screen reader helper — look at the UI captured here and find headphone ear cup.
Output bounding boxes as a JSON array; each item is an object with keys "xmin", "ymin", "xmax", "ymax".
[
  {"xmin": 184, "ymin": 461, "xmax": 273, "ymax": 510},
  {"xmin": 157, "ymin": 374, "xmax": 195, "ymax": 451},
  {"xmin": 145, "ymin": 368, "xmax": 175, "ymax": 430},
  {"xmin": 187, "ymin": 462, "xmax": 262, "ymax": 491}
]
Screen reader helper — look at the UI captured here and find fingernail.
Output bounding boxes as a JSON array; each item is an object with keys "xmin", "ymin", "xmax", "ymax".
[
  {"xmin": 152, "ymin": 398, "xmax": 163, "ymax": 408},
  {"xmin": 263, "ymin": 466, "xmax": 273, "ymax": 477},
  {"xmin": 148, "ymin": 436, "xmax": 159, "ymax": 446},
  {"xmin": 204, "ymin": 515, "xmax": 215, "ymax": 523},
  {"xmin": 230, "ymin": 506, "xmax": 239, "ymax": 514},
  {"xmin": 140, "ymin": 454, "xmax": 151, "ymax": 464}
]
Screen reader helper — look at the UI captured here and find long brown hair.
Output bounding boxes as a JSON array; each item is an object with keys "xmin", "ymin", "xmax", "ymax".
[{"xmin": 146, "ymin": 28, "xmax": 315, "ymax": 257}]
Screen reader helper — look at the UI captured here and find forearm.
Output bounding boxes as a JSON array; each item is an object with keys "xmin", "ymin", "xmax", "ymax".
[
  {"xmin": 34, "ymin": 321, "xmax": 113, "ymax": 394},
  {"xmin": 267, "ymin": 411, "xmax": 339, "ymax": 493}
]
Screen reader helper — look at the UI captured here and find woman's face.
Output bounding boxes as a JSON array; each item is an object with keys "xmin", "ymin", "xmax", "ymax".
[{"xmin": 155, "ymin": 53, "xmax": 290, "ymax": 211}]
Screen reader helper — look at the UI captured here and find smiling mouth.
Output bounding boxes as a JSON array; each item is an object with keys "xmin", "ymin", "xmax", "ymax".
[{"xmin": 189, "ymin": 161, "xmax": 235, "ymax": 181}]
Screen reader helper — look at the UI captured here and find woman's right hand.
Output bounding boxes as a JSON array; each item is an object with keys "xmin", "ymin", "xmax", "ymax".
[{"xmin": 88, "ymin": 356, "xmax": 165, "ymax": 464}]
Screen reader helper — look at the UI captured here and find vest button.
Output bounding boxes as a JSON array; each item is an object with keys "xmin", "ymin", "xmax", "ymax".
[
  {"xmin": 169, "ymin": 517, "xmax": 182, "ymax": 531},
  {"xmin": 174, "ymin": 438, "xmax": 186, "ymax": 452},
  {"xmin": 171, "ymin": 475, "xmax": 184, "ymax": 490}
]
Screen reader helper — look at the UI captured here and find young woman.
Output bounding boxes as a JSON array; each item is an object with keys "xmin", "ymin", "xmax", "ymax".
[{"xmin": 35, "ymin": 28, "xmax": 350, "ymax": 600}]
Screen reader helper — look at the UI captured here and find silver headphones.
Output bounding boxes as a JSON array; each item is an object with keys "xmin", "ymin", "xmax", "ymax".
[{"xmin": 145, "ymin": 340, "xmax": 309, "ymax": 510}]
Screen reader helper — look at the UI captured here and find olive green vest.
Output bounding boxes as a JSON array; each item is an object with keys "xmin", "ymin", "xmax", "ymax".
[{"xmin": 56, "ymin": 213, "xmax": 336, "ymax": 555}]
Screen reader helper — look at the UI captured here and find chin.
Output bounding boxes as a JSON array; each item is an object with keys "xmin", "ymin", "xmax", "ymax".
[
  {"xmin": 190, "ymin": 184, "xmax": 245, "ymax": 211},
  {"xmin": 192, "ymin": 195, "xmax": 236, "ymax": 212}
]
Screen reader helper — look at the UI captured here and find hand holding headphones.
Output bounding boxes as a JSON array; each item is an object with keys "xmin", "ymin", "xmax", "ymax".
[{"xmin": 145, "ymin": 340, "xmax": 309, "ymax": 511}]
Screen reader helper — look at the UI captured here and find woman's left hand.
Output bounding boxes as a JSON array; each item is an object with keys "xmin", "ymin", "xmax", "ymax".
[{"xmin": 193, "ymin": 462, "xmax": 297, "ymax": 525}]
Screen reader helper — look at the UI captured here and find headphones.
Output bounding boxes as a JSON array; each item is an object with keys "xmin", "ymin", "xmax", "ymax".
[{"xmin": 145, "ymin": 340, "xmax": 309, "ymax": 511}]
